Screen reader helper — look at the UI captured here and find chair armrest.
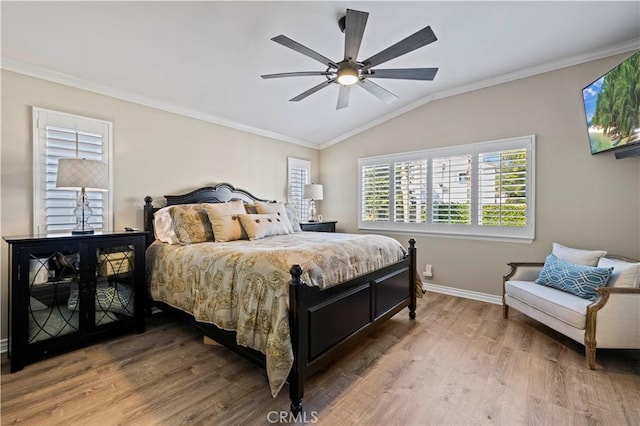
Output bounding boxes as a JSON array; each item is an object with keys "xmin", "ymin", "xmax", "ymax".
[
  {"xmin": 588, "ymin": 287, "xmax": 640, "ymax": 348},
  {"xmin": 504, "ymin": 262, "xmax": 544, "ymax": 282}
]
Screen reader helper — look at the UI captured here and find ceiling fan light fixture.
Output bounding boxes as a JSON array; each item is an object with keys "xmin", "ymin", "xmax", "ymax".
[{"xmin": 336, "ymin": 66, "xmax": 359, "ymax": 85}]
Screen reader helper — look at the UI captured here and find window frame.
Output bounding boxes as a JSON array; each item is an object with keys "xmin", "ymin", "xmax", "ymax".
[
  {"xmin": 287, "ymin": 157, "xmax": 311, "ymax": 222},
  {"xmin": 32, "ymin": 107, "xmax": 114, "ymax": 235},
  {"xmin": 358, "ymin": 135, "xmax": 535, "ymax": 243}
]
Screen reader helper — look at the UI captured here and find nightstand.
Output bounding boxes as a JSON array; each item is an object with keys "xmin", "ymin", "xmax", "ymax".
[
  {"xmin": 3, "ymin": 231, "xmax": 147, "ymax": 372},
  {"xmin": 300, "ymin": 221, "xmax": 337, "ymax": 232}
]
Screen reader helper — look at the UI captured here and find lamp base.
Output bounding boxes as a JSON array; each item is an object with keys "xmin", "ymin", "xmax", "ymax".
[{"xmin": 71, "ymin": 229, "xmax": 94, "ymax": 235}]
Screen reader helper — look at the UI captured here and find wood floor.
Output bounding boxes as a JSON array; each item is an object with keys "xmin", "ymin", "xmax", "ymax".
[{"xmin": 2, "ymin": 292, "xmax": 639, "ymax": 425}]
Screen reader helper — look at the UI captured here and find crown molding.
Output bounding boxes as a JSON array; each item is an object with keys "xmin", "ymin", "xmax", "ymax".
[
  {"xmin": 3, "ymin": 38, "xmax": 638, "ymax": 152},
  {"xmin": 0, "ymin": 57, "xmax": 321, "ymax": 150}
]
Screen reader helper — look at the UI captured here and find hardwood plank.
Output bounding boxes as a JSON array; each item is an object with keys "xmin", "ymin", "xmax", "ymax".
[{"xmin": 2, "ymin": 293, "xmax": 638, "ymax": 425}]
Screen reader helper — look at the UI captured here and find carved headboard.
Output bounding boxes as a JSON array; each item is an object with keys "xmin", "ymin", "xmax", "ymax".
[{"xmin": 143, "ymin": 182, "xmax": 272, "ymax": 246}]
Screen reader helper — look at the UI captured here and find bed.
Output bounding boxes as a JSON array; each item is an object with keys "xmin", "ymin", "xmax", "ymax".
[{"xmin": 143, "ymin": 183, "xmax": 418, "ymax": 414}]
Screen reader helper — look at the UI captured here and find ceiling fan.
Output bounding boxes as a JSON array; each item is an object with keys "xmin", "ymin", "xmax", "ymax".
[{"xmin": 261, "ymin": 9, "xmax": 439, "ymax": 110}]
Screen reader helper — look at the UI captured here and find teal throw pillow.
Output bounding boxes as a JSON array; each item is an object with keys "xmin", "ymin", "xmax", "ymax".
[{"xmin": 535, "ymin": 254, "xmax": 613, "ymax": 300}]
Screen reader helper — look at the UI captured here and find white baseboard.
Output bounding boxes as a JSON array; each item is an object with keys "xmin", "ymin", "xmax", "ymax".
[
  {"xmin": 422, "ymin": 281, "xmax": 502, "ymax": 305},
  {"xmin": 1, "ymin": 338, "xmax": 7, "ymax": 354}
]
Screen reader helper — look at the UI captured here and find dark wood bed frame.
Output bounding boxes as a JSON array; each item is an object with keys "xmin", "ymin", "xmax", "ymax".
[{"xmin": 143, "ymin": 183, "xmax": 417, "ymax": 414}]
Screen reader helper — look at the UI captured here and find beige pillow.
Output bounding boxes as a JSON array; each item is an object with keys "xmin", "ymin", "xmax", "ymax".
[
  {"xmin": 598, "ymin": 257, "xmax": 640, "ymax": 288},
  {"xmin": 244, "ymin": 202, "xmax": 258, "ymax": 214},
  {"xmin": 254, "ymin": 201, "xmax": 294, "ymax": 233},
  {"xmin": 552, "ymin": 242, "xmax": 607, "ymax": 267},
  {"xmin": 209, "ymin": 214, "xmax": 247, "ymax": 242},
  {"xmin": 169, "ymin": 205, "xmax": 214, "ymax": 244},
  {"xmin": 202, "ymin": 200, "xmax": 246, "ymax": 219},
  {"xmin": 237, "ymin": 213, "xmax": 290, "ymax": 240}
]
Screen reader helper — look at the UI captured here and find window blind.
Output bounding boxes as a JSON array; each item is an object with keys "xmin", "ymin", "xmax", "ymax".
[
  {"xmin": 358, "ymin": 135, "xmax": 535, "ymax": 242},
  {"xmin": 33, "ymin": 108, "xmax": 113, "ymax": 235},
  {"xmin": 287, "ymin": 158, "xmax": 311, "ymax": 221}
]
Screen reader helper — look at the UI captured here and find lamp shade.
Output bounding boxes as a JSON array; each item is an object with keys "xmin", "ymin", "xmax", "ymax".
[
  {"xmin": 303, "ymin": 183, "xmax": 323, "ymax": 200},
  {"xmin": 56, "ymin": 158, "xmax": 108, "ymax": 191}
]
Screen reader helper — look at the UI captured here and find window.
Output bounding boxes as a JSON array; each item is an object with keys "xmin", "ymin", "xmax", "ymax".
[
  {"xmin": 287, "ymin": 157, "xmax": 311, "ymax": 221},
  {"xmin": 358, "ymin": 135, "xmax": 535, "ymax": 242},
  {"xmin": 33, "ymin": 108, "xmax": 113, "ymax": 235}
]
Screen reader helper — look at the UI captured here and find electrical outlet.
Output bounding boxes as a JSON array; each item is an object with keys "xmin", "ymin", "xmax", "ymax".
[{"xmin": 423, "ymin": 264, "xmax": 433, "ymax": 278}]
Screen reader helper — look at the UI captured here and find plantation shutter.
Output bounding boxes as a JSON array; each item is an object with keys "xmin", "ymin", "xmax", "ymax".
[
  {"xmin": 33, "ymin": 108, "xmax": 113, "ymax": 235},
  {"xmin": 478, "ymin": 148, "xmax": 528, "ymax": 227},
  {"xmin": 431, "ymin": 155, "xmax": 471, "ymax": 224},
  {"xmin": 361, "ymin": 163, "xmax": 390, "ymax": 222},
  {"xmin": 287, "ymin": 158, "xmax": 311, "ymax": 221},
  {"xmin": 394, "ymin": 159, "xmax": 427, "ymax": 223}
]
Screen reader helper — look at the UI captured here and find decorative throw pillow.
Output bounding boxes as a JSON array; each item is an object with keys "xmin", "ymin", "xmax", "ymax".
[
  {"xmin": 209, "ymin": 214, "xmax": 247, "ymax": 242},
  {"xmin": 244, "ymin": 202, "xmax": 258, "ymax": 214},
  {"xmin": 237, "ymin": 213, "xmax": 290, "ymax": 240},
  {"xmin": 284, "ymin": 203, "xmax": 303, "ymax": 232},
  {"xmin": 254, "ymin": 201, "xmax": 294, "ymax": 233},
  {"xmin": 153, "ymin": 206, "xmax": 179, "ymax": 244},
  {"xmin": 169, "ymin": 205, "xmax": 214, "ymax": 244},
  {"xmin": 597, "ymin": 257, "xmax": 640, "ymax": 288},
  {"xmin": 535, "ymin": 254, "xmax": 613, "ymax": 300},
  {"xmin": 202, "ymin": 200, "xmax": 246, "ymax": 219},
  {"xmin": 552, "ymin": 242, "xmax": 607, "ymax": 267}
]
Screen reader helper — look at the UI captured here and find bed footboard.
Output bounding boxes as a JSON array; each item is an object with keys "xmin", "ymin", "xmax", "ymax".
[{"xmin": 287, "ymin": 239, "xmax": 417, "ymax": 415}]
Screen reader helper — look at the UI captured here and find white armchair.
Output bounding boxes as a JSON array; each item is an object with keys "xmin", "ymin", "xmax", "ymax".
[{"xmin": 503, "ymin": 255, "xmax": 640, "ymax": 369}]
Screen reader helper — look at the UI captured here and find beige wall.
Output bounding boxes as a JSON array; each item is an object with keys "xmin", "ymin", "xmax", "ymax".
[
  {"xmin": 0, "ymin": 70, "xmax": 319, "ymax": 339},
  {"xmin": 320, "ymin": 52, "xmax": 640, "ymax": 296}
]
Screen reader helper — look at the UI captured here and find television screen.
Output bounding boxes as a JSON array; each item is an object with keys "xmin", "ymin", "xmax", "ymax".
[{"xmin": 582, "ymin": 51, "xmax": 640, "ymax": 155}]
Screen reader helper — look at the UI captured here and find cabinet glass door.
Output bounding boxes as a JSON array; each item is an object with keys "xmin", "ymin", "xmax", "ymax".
[
  {"xmin": 27, "ymin": 250, "xmax": 81, "ymax": 343},
  {"xmin": 93, "ymin": 244, "xmax": 136, "ymax": 327}
]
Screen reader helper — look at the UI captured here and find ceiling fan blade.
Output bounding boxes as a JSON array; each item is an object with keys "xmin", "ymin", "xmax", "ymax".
[
  {"xmin": 359, "ymin": 79, "xmax": 398, "ymax": 104},
  {"xmin": 344, "ymin": 9, "xmax": 369, "ymax": 61},
  {"xmin": 366, "ymin": 68, "xmax": 439, "ymax": 81},
  {"xmin": 290, "ymin": 79, "xmax": 336, "ymax": 102},
  {"xmin": 361, "ymin": 26, "xmax": 437, "ymax": 70},
  {"xmin": 261, "ymin": 71, "xmax": 334, "ymax": 79},
  {"xmin": 337, "ymin": 85, "xmax": 351, "ymax": 109},
  {"xmin": 272, "ymin": 35, "xmax": 338, "ymax": 68}
]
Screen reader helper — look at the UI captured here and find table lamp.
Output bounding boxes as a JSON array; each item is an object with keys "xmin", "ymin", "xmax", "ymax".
[
  {"xmin": 56, "ymin": 158, "xmax": 108, "ymax": 234},
  {"xmin": 303, "ymin": 183, "xmax": 323, "ymax": 222}
]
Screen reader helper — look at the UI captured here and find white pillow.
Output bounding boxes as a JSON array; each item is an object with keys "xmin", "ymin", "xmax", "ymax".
[
  {"xmin": 552, "ymin": 242, "xmax": 607, "ymax": 267},
  {"xmin": 253, "ymin": 201, "xmax": 294, "ymax": 233},
  {"xmin": 153, "ymin": 206, "xmax": 178, "ymax": 244},
  {"xmin": 598, "ymin": 257, "xmax": 640, "ymax": 288},
  {"xmin": 237, "ymin": 213, "xmax": 290, "ymax": 240},
  {"xmin": 284, "ymin": 203, "xmax": 302, "ymax": 232}
]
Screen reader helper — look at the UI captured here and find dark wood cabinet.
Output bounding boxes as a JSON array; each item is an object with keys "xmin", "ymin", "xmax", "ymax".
[
  {"xmin": 300, "ymin": 221, "xmax": 337, "ymax": 232},
  {"xmin": 3, "ymin": 231, "xmax": 146, "ymax": 372}
]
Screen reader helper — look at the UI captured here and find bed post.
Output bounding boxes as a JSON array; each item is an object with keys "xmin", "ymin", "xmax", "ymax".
[
  {"xmin": 143, "ymin": 196, "xmax": 155, "ymax": 247},
  {"xmin": 288, "ymin": 264, "xmax": 313, "ymax": 416},
  {"xmin": 408, "ymin": 238, "xmax": 417, "ymax": 320}
]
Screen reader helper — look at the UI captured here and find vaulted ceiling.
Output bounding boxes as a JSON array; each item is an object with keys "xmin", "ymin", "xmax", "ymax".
[{"xmin": 2, "ymin": 1, "xmax": 639, "ymax": 149}]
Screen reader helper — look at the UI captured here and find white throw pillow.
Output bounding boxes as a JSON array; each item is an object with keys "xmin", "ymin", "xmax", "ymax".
[
  {"xmin": 552, "ymin": 242, "xmax": 607, "ymax": 267},
  {"xmin": 254, "ymin": 201, "xmax": 295, "ymax": 233},
  {"xmin": 598, "ymin": 257, "xmax": 640, "ymax": 288},
  {"xmin": 237, "ymin": 213, "xmax": 290, "ymax": 240},
  {"xmin": 153, "ymin": 206, "xmax": 179, "ymax": 244}
]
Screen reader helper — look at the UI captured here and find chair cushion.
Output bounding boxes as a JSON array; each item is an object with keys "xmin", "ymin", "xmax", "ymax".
[
  {"xmin": 598, "ymin": 257, "xmax": 640, "ymax": 288},
  {"xmin": 505, "ymin": 280, "xmax": 591, "ymax": 329},
  {"xmin": 535, "ymin": 254, "xmax": 613, "ymax": 300}
]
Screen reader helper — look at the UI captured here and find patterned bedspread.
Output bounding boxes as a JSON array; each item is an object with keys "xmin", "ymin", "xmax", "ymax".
[{"xmin": 146, "ymin": 232, "xmax": 408, "ymax": 397}]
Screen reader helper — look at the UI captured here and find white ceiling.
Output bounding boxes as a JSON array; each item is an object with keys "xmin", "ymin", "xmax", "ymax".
[{"xmin": 2, "ymin": 1, "xmax": 639, "ymax": 149}]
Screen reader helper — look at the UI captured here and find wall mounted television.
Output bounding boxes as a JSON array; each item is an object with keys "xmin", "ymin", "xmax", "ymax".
[{"xmin": 582, "ymin": 51, "xmax": 640, "ymax": 155}]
